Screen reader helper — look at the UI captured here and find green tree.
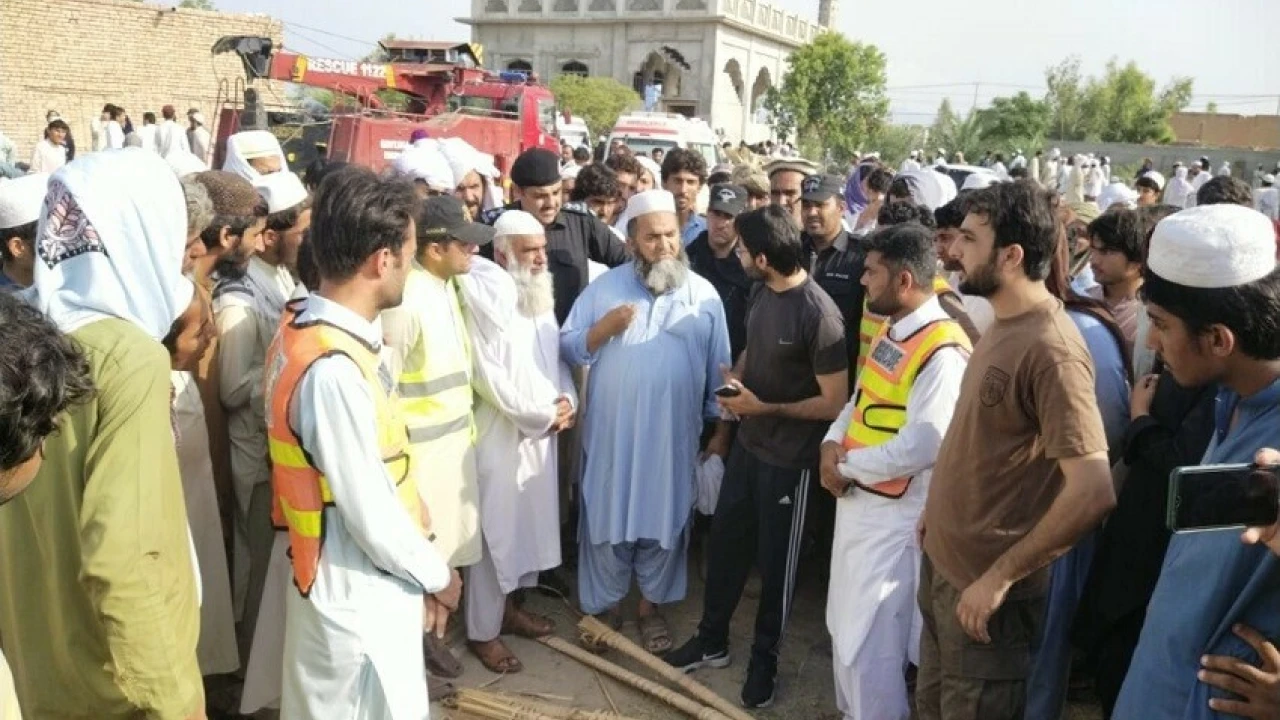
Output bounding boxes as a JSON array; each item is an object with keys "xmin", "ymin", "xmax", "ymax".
[
  {"xmin": 763, "ymin": 32, "xmax": 889, "ymax": 163},
  {"xmin": 1045, "ymin": 56, "xmax": 1089, "ymax": 141},
  {"xmin": 548, "ymin": 74, "xmax": 641, "ymax": 139},
  {"xmin": 865, "ymin": 124, "xmax": 927, "ymax": 169},
  {"xmin": 928, "ymin": 98, "xmax": 985, "ymax": 163},
  {"xmin": 977, "ymin": 91, "xmax": 1050, "ymax": 150},
  {"xmin": 1206, "ymin": 101, "xmax": 1219, "ymax": 114},
  {"xmin": 1043, "ymin": 56, "xmax": 1192, "ymax": 143}
]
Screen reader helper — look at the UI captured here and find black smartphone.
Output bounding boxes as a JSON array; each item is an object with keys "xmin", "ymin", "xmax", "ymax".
[
  {"xmin": 1167, "ymin": 463, "xmax": 1280, "ymax": 533},
  {"xmin": 714, "ymin": 384, "xmax": 742, "ymax": 399}
]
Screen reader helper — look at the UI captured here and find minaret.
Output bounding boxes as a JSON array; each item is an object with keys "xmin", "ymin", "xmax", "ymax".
[{"xmin": 817, "ymin": 0, "xmax": 838, "ymax": 30}]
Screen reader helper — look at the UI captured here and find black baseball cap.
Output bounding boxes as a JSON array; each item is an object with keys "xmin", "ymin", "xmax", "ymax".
[
  {"xmin": 418, "ymin": 196, "xmax": 495, "ymax": 246},
  {"xmin": 707, "ymin": 184, "xmax": 747, "ymax": 217},
  {"xmin": 800, "ymin": 174, "xmax": 845, "ymax": 202}
]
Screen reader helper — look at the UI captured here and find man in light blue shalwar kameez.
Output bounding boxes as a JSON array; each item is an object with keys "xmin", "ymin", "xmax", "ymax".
[
  {"xmin": 560, "ymin": 189, "xmax": 731, "ymax": 648},
  {"xmin": 1113, "ymin": 204, "xmax": 1280, "ymax": 720}
]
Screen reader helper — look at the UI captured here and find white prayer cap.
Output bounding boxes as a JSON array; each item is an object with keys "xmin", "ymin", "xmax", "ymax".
[
  {"xmin": 0, "ymin": 173, "xmax": 50, "ymax": 230},
  {"xmin": 254, "ymin": 171, "xmax": 308, "ymax": 214},
  {"xmin": 561, "ymin": 164, "xmax": 582, "ymax": 181},
  {"xmin": 1148, "ymin": 205, "xmax": 1277, "ymax": 288},
  {"xmin": 494, "ymin": 210, "xmax": 544, "ymax": 238},
  {"xmin": 1265, "ymin": 174, "xmax": 1276, "ymax": 184},
  {"xmin": 617, "ymin": 189, "xmax": 677, "ymax": 232},
  {"xmin": 961, "ymin": 172, "xmax": 998, "ymax": 191},
  {"xmin": 190, "ymin": 111, "xmax": 206, "ymax": 126},
  {"xmin": 166, "ymin": 150, "xmax": 207, "ymax": 178},
  {"xmin": 1140, "ymin": 171, "xmax": 1166, "ymax": 191},
  {"xmin": 1050, "ymin": 148, "xmax": 1061, "ymax": 159},
  {"xmin": 392, "ymin": 145, "xmax": 454, "ymax": 191}
]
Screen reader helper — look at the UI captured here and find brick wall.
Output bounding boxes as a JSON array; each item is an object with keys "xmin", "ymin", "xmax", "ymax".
[
  {"xmin": 1171, "ymin": 112, "xmax": 1280, "ymax": 151},
  {"xmin": 0, "ymin": 0, "xmax": 285, "ymax": 159}
]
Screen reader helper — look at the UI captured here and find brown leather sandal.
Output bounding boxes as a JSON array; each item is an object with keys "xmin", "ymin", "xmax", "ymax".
[
  {"xmin": 501, "ymin": 607, "xmax": 556, "ymax": 639},
  {"xmin": 468, "ymin": 638, "xmax": 524, "ymax": 674}
]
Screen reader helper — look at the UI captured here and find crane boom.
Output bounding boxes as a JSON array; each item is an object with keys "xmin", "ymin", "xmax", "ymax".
[{"xmin": 212, "ymin": 35, "xmax": 481, "ymax": 114}]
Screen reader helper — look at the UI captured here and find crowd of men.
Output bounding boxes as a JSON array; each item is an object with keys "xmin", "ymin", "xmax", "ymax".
[{"xmin": 0, "ymin": 117, "xmax": 1279, "ymax": 720}]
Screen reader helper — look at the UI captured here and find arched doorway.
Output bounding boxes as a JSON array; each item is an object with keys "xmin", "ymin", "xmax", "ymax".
[
  {"xmin": 750, "ymin": 67, "xmax": 772, "ymax": 121},
  {"xmin": 561, "ymin": 60, "xmax": 589, "ymax": 77},
  {"xmin": 632, "ymin": 50, "xmax": 685, "ymax": 110},
  {"xmin": 507, "ymin": 59, "xmax": 533, "ymax": 73}
]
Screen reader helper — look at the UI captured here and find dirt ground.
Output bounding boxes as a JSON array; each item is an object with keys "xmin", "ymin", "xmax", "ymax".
[{"xmin": 432, "ymin": 545, "xmax": 1104, "ymax": 720}]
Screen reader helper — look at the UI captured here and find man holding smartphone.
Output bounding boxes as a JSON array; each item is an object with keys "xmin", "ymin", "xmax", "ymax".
[
  {"xmin": 1114, "ymin": 204, "xmax": 1280, "ymax": 720},
  {"xmin": 665, "ymin": 205, "xmax": 848, "ymax": 709}
]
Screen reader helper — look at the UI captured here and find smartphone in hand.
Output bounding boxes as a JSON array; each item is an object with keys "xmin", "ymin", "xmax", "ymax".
[{"xmin": 1167, "ymin": 463, "xmax": 1280, "ymax": 533}]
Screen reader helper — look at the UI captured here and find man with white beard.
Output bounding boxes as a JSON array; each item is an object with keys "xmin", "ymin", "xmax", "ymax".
[
  {"xmin": 560, "ymin": 190, "xmax": 731, "ymax": 651},
  {"xmin": 459, "ymin": 210, "xmax": 577, "ymax": 673}
]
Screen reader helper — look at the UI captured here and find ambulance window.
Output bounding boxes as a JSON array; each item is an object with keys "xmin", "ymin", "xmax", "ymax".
[
  {"xmin": 537, "ymin": 98, "xmax": 557, "ymax": 134},
  {"xmin": 689, "ymin": 143, "xmax": 718, "ymax": 169}
]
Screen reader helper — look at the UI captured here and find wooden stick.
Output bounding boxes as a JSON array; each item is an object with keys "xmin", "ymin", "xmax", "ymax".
[
  {"xmin": 577, "ymin": 615, "xmax": 754, "ymax": 720},
  {"xmin": 594, "ymin": 671, "xmax": 620, "ymax": 715},
  {"xmin": 453, "ymin": 688, "xmax": 643, "ymax": 720},
  {"xmin": 538, "ymin": 635, "xmax": 732, "ymax": 720}
]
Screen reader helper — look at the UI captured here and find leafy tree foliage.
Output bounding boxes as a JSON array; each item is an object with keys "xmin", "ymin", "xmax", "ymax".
[
  {"xmin": 764, "ymin": 32, "xmax": 889, "ymax": 163},
  {"xmin": 547, "ymin": 74, "xmax": 641, "ymax": 139},
  {"xmin": 1044, "ymin": 56, "xmax": 1192, "ymax": 143}
]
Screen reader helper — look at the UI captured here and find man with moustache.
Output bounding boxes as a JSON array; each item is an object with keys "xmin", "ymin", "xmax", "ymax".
[
  {"xmin": 764, "ymin": 157, "xmax": 818, "ymax": 225},
  {"xmin": 686, "ymin": 183, "xmax": 752, "ymax": 362},
  {"xmin": 799, "ymin": 174, "xmax": 866, "ymax": 392},
  {"xmin": 560, "ymin": 190, "xmax": 731, "ymax": 652},
  {"xmin": 660, "ymin": 148, "xmax": 708, "ymax": 246},
  {"xmin": 483, "ymin": 148, "xmax": 628, "ymax": 325},
  {"xmin": 821, "ymin": 223, "xmax": 970, "ymax": 720},
  {"xmin": 916, "ymin": 181, "xmax": 1114, "ymax": 720},
  {"xmin": 458, "ymin": 210, "xmax": 578, "ymax": 673},
  {"xmin": 215, "ymin": 171, "xmax": 309, "ymax": 654}
]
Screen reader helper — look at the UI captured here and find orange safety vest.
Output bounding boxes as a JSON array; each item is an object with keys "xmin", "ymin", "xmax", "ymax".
[
  {"xmin": 842, "ymin": 317, "xmax": 971, "ymax": 498},
  {"xmin": 264, "ymin": 298, "xmax": 421, "ymax": 596}
]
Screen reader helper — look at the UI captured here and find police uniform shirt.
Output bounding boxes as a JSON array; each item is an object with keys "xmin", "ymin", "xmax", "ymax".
[
  {"xmin": 686, "ymin": 229, "xmax": 752, "ymax": 363},
  {"xmin": 802, "ymin": 228, "xmax": 864, "ymax": 390},
  {"xmin": 482, "ymin": 202, "xmax": 629, "ymax": 324}
]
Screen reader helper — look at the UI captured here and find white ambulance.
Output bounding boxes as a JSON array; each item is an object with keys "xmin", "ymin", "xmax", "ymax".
[{"xmin": 607, "ymin": 112, "xmax": 722, "ymax": 169}]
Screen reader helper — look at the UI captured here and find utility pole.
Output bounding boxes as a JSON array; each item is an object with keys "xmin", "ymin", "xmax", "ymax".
[{"xmin": 972, "ymin": 82, "xmax": 980, "ymax": 113}]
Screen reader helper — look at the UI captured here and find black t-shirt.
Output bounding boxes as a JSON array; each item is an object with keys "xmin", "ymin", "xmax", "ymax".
[
  {"xmin": 803, "ymin": 230, "xmax": 865, "ymax": 393},
  {"xmin": 736, "ymin": 277, "xmax": 849, "ymax": 470},
  {"xmin": 686, "ymin": 230, "xmax": 753, "ymax": 363}
]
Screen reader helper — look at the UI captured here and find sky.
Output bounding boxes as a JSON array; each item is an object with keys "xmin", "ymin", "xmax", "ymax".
[{"xmin": 210, "ymin": 0, "xmax": 1280, "ymax": 123}]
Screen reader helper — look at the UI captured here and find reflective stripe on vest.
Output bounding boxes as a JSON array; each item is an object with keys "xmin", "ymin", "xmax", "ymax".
[
  {"xmin": 843, "ymin": 316, "xmax": 972, "ymax": 499},
  {"xmin": 397, "ymin": 271, "xmax": 475, "ymax": 454},
  {"xmin": 856, "ymin": 275, "xmax": 956, "ymax": 373},
  {"xmin": 264, "ymin": 298, "xmax": 422, "ymax": 597}
]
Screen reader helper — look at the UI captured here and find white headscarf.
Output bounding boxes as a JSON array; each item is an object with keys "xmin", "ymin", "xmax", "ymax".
[
  {"xmin": 1096, "ymin": 181, "xmax": 1139, "ymax": 213},
  {"xmin": 636, "ymin": 156, "xmax": 662, "ymax": 186},
  {"xmin": 897, "ymin": 169, "xmax": 957, "ymax": 211},
  {"xmin": 392, "ymin": 144, "xmax": 454, "ymax": 192},
  {"xmin": 222, "ymin": 130, "xmax": 288, "ymax": 182},
  {"xmin": 166, "ymin": 148, "xmax": 208, "ymax": 178},
  {"xmin": 35, "ymin": 149, "xmax": 193, "ymax": 340}
]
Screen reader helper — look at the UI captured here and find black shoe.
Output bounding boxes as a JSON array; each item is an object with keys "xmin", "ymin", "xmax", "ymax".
[
  {"xmin": 664, "ymin": 635, "xmax": 730, "ymax": 673},
  {"xmin": 741, "ymin": 662, "xmax": 776, "ymax": 709}
]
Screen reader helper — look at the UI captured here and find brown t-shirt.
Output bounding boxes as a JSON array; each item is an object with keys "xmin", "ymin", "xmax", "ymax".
[{"xmin": 923, "ymin": 297, "xmax": 1108, "ymax": 596}]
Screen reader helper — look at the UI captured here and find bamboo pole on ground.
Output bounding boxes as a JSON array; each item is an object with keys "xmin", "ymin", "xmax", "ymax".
[
  {"xmin": 577, "ymin": 615, "xmax": 754, "ymax": 720},
  {"xmin": 538, "ymin": 635, "xmax": 732, "ymax": 720},
  {"xmin": 449, "ymin": 688, "xmax": 644, "ymax": 720}
]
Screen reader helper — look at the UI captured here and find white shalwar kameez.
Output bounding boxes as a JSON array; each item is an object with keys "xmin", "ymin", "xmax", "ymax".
[
  {"xmin": 172, "ymin": 370, "xmax": 240, "ymax": 676},
  {"xmin": 823, "ymin": 297, "xmax": 968, "ymax": 720},
  {"xmin": 458, "ymin": 258, "xmax": 575, "ymax": 640},
  {"xmin": 279, "ymin": 295, "xmax": 452, "ymax": 720}
]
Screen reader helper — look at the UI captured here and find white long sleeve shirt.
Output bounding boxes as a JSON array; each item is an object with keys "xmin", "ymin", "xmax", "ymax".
[
  {"xmin": 156, "ymin": 120, "xmax": 191, "ymax": 158},
  {"xmin": 291, "ymin": 294, "xmax": 451, "ymax": 597},
  {"xmin": 823, "ymin": 296, "xmax": 968, "ymax": 487}
]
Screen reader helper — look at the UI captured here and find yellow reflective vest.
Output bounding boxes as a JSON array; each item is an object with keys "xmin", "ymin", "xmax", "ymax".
[
  {"xmin": 856, "ymin": 275, "xmax": 958, "ymax": 373},
  {"xmin": 843, "ymin": 316, "xmax": 972, "ymax": 498},
  {"xmin": 396, "ymin": 268, "xmax": 481, "ymax": 567}
]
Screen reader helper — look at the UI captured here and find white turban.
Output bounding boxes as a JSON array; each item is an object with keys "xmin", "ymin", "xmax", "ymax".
[
  {"xmin": 254, "ymin": 171, "xmax": 309, "ymax": 214},
  {"xmin": 436, "ymin": 137, "xmax": 499, "ymax": 183},
  {"xmin": 1097, "ymin": 182, "xmax": 1139, "ymax": 213}
]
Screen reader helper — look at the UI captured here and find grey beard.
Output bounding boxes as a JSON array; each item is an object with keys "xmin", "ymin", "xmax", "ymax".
[
  {"xmin": 636, "ymin": 251, "xmax": 689, "ymax": 295},
  {"xmin": 510, "ymin": 263, "xmax": 555, "ymax": 318}
]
